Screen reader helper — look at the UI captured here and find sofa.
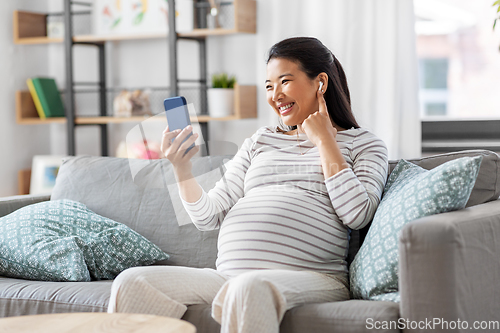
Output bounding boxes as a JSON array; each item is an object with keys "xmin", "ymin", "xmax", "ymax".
[{"xmin": 1, "ymin": 149, "xmax": 499, "ymax": 333}]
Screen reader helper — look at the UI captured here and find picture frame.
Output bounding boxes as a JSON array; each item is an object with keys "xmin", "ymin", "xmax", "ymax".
[
  {"xmin": 92, "ymin": 0, "xmax": 193, "ymax": 35},
  {"xmin": 29, "ymin": 155, "xmax": 66, "ymax": 195}
]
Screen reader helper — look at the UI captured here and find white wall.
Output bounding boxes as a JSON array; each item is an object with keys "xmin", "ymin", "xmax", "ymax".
[{"xmin": 0, "ymin": 1, "xmax": 52, "ymax": 197}]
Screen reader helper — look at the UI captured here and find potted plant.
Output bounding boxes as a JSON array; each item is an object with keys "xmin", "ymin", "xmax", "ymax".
[{"xmin": 208, "ymin": 73, "xmax": 236, "ymax": 118}]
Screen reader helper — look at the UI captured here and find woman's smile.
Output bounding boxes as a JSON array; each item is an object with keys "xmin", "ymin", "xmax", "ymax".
[{"xmin": 278, "ymin": 102, "xmax": 295, "ymax": 115}]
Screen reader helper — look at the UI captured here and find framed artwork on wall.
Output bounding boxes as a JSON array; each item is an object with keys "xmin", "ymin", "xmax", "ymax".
[
  {"xmin": 92, "ymin": 0, "xmax": 193, "ymax": 35},
  {"xmin": 29, "ymin": 155, "xmax": 66, "ymax": 195}
]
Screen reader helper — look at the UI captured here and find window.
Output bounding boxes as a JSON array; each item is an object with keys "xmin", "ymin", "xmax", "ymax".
[
  {"xmin": 419, "ymin": 58, "xmax": 449, "ymax": 116},
  {"xmin": 415, "ymin": 0, "xmax": 500, "ymax": 120},
  {"xmin": 415, "ymin": 0, "xmax": 500, "ymax": 154}
]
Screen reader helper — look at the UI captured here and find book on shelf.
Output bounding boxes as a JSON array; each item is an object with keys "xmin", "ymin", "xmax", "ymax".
[
  {"xmin": 26, "ymin": 78, "xmax": 45, "ymax": 119},
  {"xmin": 26, "ymin": 77, "xmax": 65, "ymax": 118}
]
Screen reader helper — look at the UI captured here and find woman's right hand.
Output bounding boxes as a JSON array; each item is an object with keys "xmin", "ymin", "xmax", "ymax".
[{"xmin": 161, "ymin": 125, "xmax": 200, "ymax": 181}]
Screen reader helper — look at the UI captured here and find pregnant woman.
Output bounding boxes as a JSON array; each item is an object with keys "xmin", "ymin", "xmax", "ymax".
[{"xmin": 108, "ymin": 37, "xmax": 388, "ymax": 333}]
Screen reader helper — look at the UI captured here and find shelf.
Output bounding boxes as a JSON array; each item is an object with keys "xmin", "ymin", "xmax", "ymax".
[
  {"xmin": 18, "ymin": 169, "xmax": 31, "ymax": 195},
  {"xmin": 13, "ymin": 33, "xmax": 173, "ymax": 45},
  {"xmin": 75, "ymin": 116, "xmax": 162, "ymax": 124},
  {"xmin": 14, "ymin": 37, "xmax": 64, "ymax": 45},
  {"xmin": 14, "ymin": 31, "xmax": 254, "ymax": 45},
  {"xmin": 14, "ymin": 0, "xmax": 256, "ymax": 156},
  {"xmin": 233, "ymin": 84, "xmax": 257, "ymax": 119},
  {"xmin": 15, "ymin": 85, "xmax": 257, "ymax": 125},
  {"xmin": 15, "ymin": 91, "xmax": 65, "ymax": 124},
  {"xmin": 13, "ymin": 0, "xmax": 256, "ymax": 44},
  {"xmin": 74, "ymin": 33, "xmax": 168, "ymax": 43},
  {"xmin": 13, "ymin": 11, "xmax": 48, "ymax": 44},
  {"xmin": 12, "ymin": 28, "xmax": 258, "ymax": 45}
]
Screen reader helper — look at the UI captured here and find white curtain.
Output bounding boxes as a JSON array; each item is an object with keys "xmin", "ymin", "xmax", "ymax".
[{"xmin": 255, "ymin": 0, "xmax": 421, "ymax": 159}]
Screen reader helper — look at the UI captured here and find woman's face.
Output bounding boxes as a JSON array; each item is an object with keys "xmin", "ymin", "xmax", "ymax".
[{"xmin": 266, "ymin": 58, "xmax": 319, "ymax": 127}]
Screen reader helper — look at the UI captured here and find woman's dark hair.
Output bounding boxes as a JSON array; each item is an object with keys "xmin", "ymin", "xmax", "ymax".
[{"xmin": 267, "ymin": 37, "xmax": 359, "ymax": 130}]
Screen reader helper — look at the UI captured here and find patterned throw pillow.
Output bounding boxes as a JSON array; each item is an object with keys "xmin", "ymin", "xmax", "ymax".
[
  {"xmin": 0, "ymin": 200, "xmax": 169, "ymax": 282},
  {"xmin": 350, "ymin": 156, "xmax": 482, "ymax": 302}
]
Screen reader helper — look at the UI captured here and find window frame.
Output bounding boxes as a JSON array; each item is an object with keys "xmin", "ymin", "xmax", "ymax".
[{"xmin": 421, "ymin": 119, "xmax": 500, "ymax": 154}]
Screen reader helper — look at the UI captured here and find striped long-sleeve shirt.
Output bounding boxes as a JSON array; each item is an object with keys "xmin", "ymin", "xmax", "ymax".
[{"xmin": 182, "ymin": 126, "xmax": 388, "ymax": 278}]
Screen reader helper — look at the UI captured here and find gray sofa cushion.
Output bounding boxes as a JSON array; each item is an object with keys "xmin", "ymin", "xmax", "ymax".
[
  {"xmin": 280, "ymin": 300, "xmax": 400, "ymax": 333},
  {"xmin": 0, "ymin": 277, "xmax": 111, "ymax": 316},
  {"xmin": 182, "ymin": 304, "xmax": 222, "ymax": 333},
  {"xmin": 51, "ymin": 155, "xmax": 229, "ymax": 269},
  {"xmin": 0, "ymin": 275, "xmax": 399, "ymax": 333},
  {"xmin": 388, "ymin": 150, "xmax": 500, "ymax": 208},
  {"xmin": 182, "ymin": 301, "xmax": 400, "ymax": 333}
]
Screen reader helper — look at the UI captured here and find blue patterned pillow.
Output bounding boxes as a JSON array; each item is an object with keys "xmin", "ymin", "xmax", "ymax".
[
  {"xmin": 0, "ymin": 200, "xmax": 169, "ymax": 282},
  {"xmin": 350, "ymin": 156, "xmax": 482, "ymax": 302}
]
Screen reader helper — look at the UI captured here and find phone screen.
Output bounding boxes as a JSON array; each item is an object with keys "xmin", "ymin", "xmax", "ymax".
[{"xmin": 164, "ymin": 96, "xmax": 194, "ymax": 153}]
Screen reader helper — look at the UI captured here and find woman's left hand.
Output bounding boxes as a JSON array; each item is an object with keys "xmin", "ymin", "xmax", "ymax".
[{"xmin": 301, "ymin": 90, "xmax": 337, "ymax": 147}]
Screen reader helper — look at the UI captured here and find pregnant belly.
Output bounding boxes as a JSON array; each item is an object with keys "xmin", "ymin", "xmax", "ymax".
[{"xmin": 215, "ymin": 190, "xmax": 349, "ymax": 277}]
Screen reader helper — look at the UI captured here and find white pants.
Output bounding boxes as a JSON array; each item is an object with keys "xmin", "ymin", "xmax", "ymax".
[{"xmin": 108, "ymin": 267, "xmax": 350, "ymax": 333}]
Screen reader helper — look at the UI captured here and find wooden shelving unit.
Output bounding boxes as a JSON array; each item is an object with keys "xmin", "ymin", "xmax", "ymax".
[
  {"xmin": 13, "ymin": 10, "xmax": 51, "ymax": 44},
  {"xmin": 13, "ymin": 0, "xmax": 257, "ymax": 156},
  {"xmin": 15, "ymin": 84, "xmax": 256, "ymax": 124},
  {"xmin": 13, "ymin": 29, "xmax": 263, "ymax": 44},
  {"xmin": 13, "ymin": 0, "xmax": 256, "ymax": 44},
  {"xmin": 14, "ymin": 30, "xmax": 266, "ymax": 45}
]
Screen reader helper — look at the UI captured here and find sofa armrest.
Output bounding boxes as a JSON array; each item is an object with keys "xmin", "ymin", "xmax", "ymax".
[
  {"xmin": 0, "ymin": 194, "xmax": 51, "ymax": 218},
  {"xmin": 399, "ymin": 200, "xmax": 500, "ymax": 332}
]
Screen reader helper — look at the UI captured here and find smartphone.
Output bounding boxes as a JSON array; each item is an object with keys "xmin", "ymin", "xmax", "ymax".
[{"xmin": 164, "ymin": 96, "xmax": 194, "ymax": 154}]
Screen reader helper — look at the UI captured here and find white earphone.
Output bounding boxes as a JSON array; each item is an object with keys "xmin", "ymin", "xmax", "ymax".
[{"xmin": 318, "ymin": 81, "xmax": 324, "ymax": 92}]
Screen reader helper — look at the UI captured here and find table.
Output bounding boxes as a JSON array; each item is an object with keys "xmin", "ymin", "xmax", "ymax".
[{"xmin": 0, "ymin": 312, "xmax": 196, "ymax": 333}]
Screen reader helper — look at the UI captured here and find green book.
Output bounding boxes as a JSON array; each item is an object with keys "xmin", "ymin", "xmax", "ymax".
[{"xmin": 30, "ymin": 78, "xmax": 65, "ymax": 118}]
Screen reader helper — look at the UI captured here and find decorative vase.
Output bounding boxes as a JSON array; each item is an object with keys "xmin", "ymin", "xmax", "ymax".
[{"xmin": 208, "ymin": 88, "xmax": 234, "ymax": 118}]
